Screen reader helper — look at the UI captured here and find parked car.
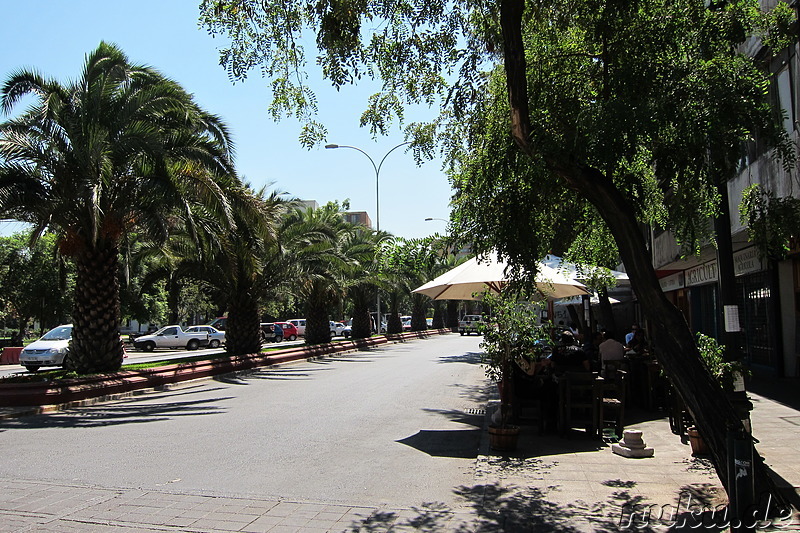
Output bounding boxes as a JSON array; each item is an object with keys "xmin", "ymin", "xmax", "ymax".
[
  {"xmin": 330, "ymin": 321, "xmax": 346, "ymax": 337},
  {"xmin": 19, "ymin": 324, "xmax": 72, "ymax": 372},
  {"xmin": 458, "ymin": 314, "xmax": 485, "ymax": 336},
  {"xmin": 133, "ymin": 325, "xmax": 213, "ymax": 351},
  {"xmin": 260, "ymin": 323, "xmax": 284, "ymax": 343},
  {"xmin": 208, "ymin": 316, "xmax": 227, "ymax": 331},
  {"xmin": 342, "ymin": 324, "xmax": 352, "ymax": 338},
  {"xmin": 402, "ymin": 319, "xmax": 412, "ymax": 331},
  {"xmin": 286, "ymin": 318, "xmax": 306, "ymax": 336},
  {"xmin": 275, "ymin": 321, "xmax": 298, "ymax": 341},
  {"xmin": 184, "ymin": 325, "xmax": 225, "ymax": 349}
]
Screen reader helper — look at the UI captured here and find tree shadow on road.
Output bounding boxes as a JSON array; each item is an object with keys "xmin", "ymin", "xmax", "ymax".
[
  {"xmin": 0, "ymin": 393, "xmax": 229, "ymax": 430},
  {"xmin": 438, "ymin": 351, "xmax": 484, "ymax": 365}
]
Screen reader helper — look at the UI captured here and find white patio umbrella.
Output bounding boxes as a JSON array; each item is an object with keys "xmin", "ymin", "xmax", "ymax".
[
  {"xmin": 412, "ymin": 252, "xmax": 589, "ymax": 301},
  {"xmin": 555, "ymin": 293, "xmax": 621, "ymax": 306},
  {"xmin": 542, "ymin": 255, "xmax": 630, "ymax": 284}
]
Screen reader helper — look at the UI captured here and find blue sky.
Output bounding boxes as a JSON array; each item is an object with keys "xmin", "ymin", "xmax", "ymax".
[{"xmin": 0, "ymin": 1, "xmax": 454, "ymax": 239}]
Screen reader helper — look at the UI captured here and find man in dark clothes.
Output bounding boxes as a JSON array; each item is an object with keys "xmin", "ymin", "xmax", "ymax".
[{"xmin": 548, "ymin": 331, "xmax": 590, "ymax": 372}]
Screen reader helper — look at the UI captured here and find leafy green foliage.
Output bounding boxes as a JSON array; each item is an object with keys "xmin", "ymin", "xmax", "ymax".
[
  {"xmin": 740, "ymin": 184, "xmax": 800, "ymax": 261},
  {"xmin": 696, "ymin": 332, "xmax": 748, "ymax": 392},
  {"xmin": 479, "ymin": 290, "xmax": 549, "ymax": 383},
  {"xmin": 0, "ymin": 231, "xmax": 73, "ymax": 332}
]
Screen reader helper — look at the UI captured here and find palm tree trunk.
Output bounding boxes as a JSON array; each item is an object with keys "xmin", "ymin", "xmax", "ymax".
[
  {"xmin": 446, "ymin": 300, "xmax": 459, "ymax": 330},
  {"xmin": 305, "ymin": 292, "xmax": 331, "ymax": 345},
  {"xmin": 411, "ymin": 295, "xmax": 427, "ymax": 331},
  {"xmin": 71, "ymin": 242, "xmax": 124, "ymax": 373},
  {"xmin": 387, "ymin": 294, "xmax": 402, "ymax": 334},
  {"xmin": 167, "ymin": 274, "xmax": 180, "ymax": 325},
  {"xmin": 432, "ymin": 302, "xmax": 445, "ymax": 329},
  {"xmin": 226, "ymin": 291, "xmax": 261, "ymax": 355},
  {"xmin": 352, "ymin": 301, "xmax": 371, "ymax": 339}
]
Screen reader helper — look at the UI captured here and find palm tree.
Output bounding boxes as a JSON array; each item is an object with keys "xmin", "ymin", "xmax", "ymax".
[
  {"xmin": 281, "ymin": 204, "xmax": 354, "ymax": 345},
  {"xmin": 338, "ymin": 226, "xmax": 387, "ymax": 340},
  {"xmin": 212, "ymin": 186, "xmax": 290, "ymax": 355},
  {"xmin": 0, "ymin": 42, "xmax": 235, "ymax": 373}
]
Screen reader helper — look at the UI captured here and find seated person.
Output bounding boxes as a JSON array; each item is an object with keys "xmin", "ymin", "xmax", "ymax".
[
  {"xmin": 582, "ymin": 331, "xmax": 604, "ymax": 371},
  {"xmin": 546, "ymin": 331, "xmax": 590, "ymax": 373},
  {"xmin": 625, "ymin": 324, "xmax": 640, "ymax": 346},
  {"xmin": 599, "ymin": 330, "xmax": 625, "ymax": 363},
  {"xmin": 626, "ymin": 328, "xmax": 648, "ymax": 354}
]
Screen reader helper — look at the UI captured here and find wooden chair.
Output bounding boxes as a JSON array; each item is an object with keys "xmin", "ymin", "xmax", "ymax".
[
  {"xmin": 558, "ymin": 372, "xmax": 601, "ymax": 438},
  {"xmin": 511, "ymin": 362, "xmax": 548, "ymax": 434},
  {"xmin": 598, "ymin": 370, "xmax": 627, "ymax": 440}
]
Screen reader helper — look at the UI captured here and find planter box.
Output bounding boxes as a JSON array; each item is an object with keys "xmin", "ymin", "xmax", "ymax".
[{"xmin": 1, "ymin": 347, "xmax": 23, "ymax": 365}]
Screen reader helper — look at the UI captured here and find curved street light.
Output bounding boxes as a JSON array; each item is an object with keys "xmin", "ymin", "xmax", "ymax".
[
  {"xmin": 325, "ymin": 142, "xmax": 411, "ymax": 233},
  {"xmin": 325, "ymin": 141, "xmax": 412, "ymax": 331}
]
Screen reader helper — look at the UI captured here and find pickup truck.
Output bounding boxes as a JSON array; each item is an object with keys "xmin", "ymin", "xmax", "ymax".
[
  {"xmin": 458, "ymin": 314, "xmax": 485, "ymax": 336},
  {"xmin": 132, "ymin": 325, "xmax": 212, "ymax": 351}
]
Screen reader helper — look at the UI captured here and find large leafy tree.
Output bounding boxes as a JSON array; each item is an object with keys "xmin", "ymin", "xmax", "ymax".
[
  {"xmin": 0, "ymin": 231, "xmax": 73, "ymax": 337},
  {"xmin": 0, "ymin": 42, "xmax": 235, "ymax": 373},
  {"xmin": 199, "ymin": 0, "xmax": 795, "ymax": 501}
]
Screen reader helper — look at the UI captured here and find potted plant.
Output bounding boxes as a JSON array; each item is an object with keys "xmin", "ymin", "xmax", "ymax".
[
  {"xmin": 479, "ymin": 290, "xmax": 550, "ymax": 451},
  {"xmin": 687, "ymin": 333, "xmax": 750, "ymax": 455}
]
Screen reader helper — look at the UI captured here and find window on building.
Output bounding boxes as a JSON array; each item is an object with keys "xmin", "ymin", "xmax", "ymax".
[{"xmin": 777, "ymin": 65, "xmax": 794, "ymax": 134}]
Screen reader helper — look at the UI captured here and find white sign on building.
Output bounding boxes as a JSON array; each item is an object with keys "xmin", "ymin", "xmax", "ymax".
[
  {"xmin": 733, "ymin": 247, "xmax": 765, "ymax": 277},
  {"xmin": 686, "ymin": 261, "xmax": 718, "ymax": 287}
]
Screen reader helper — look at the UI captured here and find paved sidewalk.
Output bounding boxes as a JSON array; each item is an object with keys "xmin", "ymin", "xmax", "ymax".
[{"xmin": 1, "ymin": 383, "xmax": 799, "ymax": 531}]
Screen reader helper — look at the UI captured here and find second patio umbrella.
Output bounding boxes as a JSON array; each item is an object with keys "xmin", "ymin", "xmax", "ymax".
[{"xmin": 412, "ymin": 252, "xmax": 589, "ymax": 301}]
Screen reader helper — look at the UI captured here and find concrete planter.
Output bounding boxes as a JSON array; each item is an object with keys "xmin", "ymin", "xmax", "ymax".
[{"xmin": 0, "ymin": 329, "xmax": 448, "ymax": 407}]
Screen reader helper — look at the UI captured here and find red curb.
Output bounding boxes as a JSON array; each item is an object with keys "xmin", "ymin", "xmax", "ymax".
[{"xmin": 0, "ymin": 329, "xmax": 450, "ymax": 407}]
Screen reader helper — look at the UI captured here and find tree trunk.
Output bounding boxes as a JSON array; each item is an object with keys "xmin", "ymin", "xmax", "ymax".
[
  {"xmin": 352, "ymin": 301, "xmax": 371, "ymax": 339},
  {"xmin": 446, "ymin": 300, "xmax": 459, "ymax": 330},
  {"xmin": 304, "ymin": 286, "xmax": 331, "ymax": 345},
  {"xmin": 387, "ymin": 296, "xmax": 403, "ymax": 334},
  {"xmin": 597, "ymin": 286, "xmax": 617, "ymax": 334},
  {"xmin": 71, "ymin": 242, "xmax": 124, "ymax": 373},
  {"xmin": 566, "ymin": 164, "xmax": 775, "ymax": 502},
  {"xmin": 432, "ymin": 302, "xmax": 445, "ymax": 329},
  {"xmin": 411, "ymin": 295, "xmax": 427, "ymax": 331},
  {"xmin": 225, "ymin": 291, "xmax": 261, "ymax": 355},
  {"xmin": 167, "ymin": 274, "xmax": 180, "ymax": 326}
]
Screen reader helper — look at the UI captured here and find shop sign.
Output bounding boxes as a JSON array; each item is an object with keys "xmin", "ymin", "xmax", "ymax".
[
  {"xmin": 686, "ymin": 261, "xmax": 718, "ymax": 287},
  {"xmin": 659, "ymin": 272, "xmax": 685, "ymax": 292},
  {"xmin": 733, "ymin": 247, "xmax": 765, "ymax": 277}
]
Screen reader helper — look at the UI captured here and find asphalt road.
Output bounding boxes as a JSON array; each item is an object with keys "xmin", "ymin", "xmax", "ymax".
[{"xmin": 0, "ymin": 334, "xmax": 489, "ymax": 509}]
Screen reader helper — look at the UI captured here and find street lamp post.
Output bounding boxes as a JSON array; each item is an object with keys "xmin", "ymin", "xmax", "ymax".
[{"xmin": 325, "ymin": 141, "xmax": 411, "ymax": 333}]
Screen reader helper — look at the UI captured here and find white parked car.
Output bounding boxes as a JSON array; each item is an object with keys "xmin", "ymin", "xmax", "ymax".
[
  {"xmin": 286, "ymin": 318, "xmax": 306, "ymax": 336},
  {"xmin": 184, "ymin": 325, "xmax": 225, "ymax": 349},
  {"xmin": 19, "ymin": 324, "xmax": 72, "ymax": 372},
  {"xmin": 330, "ymin": 321, "xmax": 346, "ymax": 336},
  {"xmin": 458, "ymin": 315, "xmax": 485, "ymax": 336},
  {"xmin": 132, "ymin": 325, "xmax": 212, "ymax": 351}
]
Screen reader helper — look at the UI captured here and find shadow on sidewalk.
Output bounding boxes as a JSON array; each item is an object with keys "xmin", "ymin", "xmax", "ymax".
[
  {"xmin": 747, "ymin": 376, "xmax": 800, "ymax": 412},
  {"xmin": 344, "ymin": 481, "xmax": 739, "ymax": 532}
]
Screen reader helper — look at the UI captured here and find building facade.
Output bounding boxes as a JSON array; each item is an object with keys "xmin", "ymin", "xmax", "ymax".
[{"xmin": 651, "ymin": 4, "xmax": 800, "ymax": 377}]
